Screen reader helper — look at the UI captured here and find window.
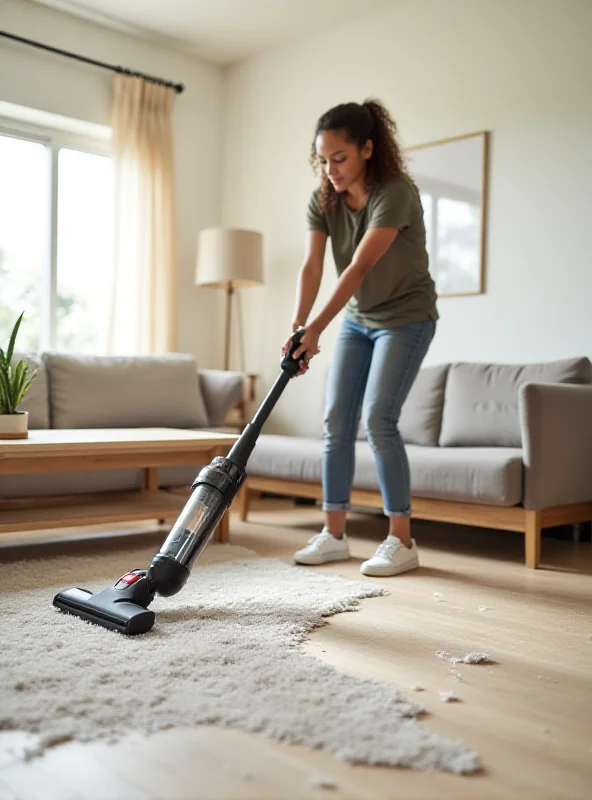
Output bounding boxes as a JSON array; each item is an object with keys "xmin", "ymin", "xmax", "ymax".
[
  {"xmin": 0, "ymin": 135, "xmax": 49, "ymax": 351},
  {"xmin": 0, "ymin": 112, "xmax": 113, "ymax": 354},
  {"xmin": 56, "ymin": 148, "xmax": 114, "ymax": 352}
]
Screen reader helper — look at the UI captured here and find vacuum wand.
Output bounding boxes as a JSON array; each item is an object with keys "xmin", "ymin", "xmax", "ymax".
[
  {"xmin": 226, "ymin": 367, "xmax": 292, "ymax": 469},
  {"xmin": 53, "ymin": 329, "xmax": 306, "ymax": 635}
]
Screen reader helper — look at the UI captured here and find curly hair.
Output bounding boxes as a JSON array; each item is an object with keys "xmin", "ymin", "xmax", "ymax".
[{"xmin": 309, "ymin": 98, "xmax": 407, "ymax": 213}]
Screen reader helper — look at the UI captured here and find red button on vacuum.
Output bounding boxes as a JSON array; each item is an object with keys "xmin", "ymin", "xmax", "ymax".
[{"xmin": 120, "ymin": 572, "xmax": 142, "ymax": 584}]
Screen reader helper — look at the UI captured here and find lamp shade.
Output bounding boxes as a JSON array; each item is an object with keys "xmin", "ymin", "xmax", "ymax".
[{"xmin": 195, "ymin": 228, "xmax": 263, "ymax": 288}]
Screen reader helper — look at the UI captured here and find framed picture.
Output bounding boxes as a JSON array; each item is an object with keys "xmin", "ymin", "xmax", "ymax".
[{"xmin": 406, "ymin": 131, "xmax": 490, "ymax": 297}]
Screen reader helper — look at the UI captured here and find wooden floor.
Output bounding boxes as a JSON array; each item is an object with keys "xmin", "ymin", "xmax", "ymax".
[{"xmin": 1, "ymin": 497, "xmax": 591, "ymax": 800}]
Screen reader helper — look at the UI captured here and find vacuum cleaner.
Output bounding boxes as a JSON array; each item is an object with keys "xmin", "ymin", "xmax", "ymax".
[{"xmin": 52, "ymin": 329, "xmax": 306, "ymax": 636}]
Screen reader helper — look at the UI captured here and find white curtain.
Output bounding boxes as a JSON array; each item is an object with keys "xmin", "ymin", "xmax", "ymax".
[{"xmin": 107, "ymin": 74, "xmax": 178, "ymax": 354}]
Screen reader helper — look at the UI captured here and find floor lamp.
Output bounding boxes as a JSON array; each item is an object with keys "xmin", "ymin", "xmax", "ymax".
[{"xmin": 195, "ymin": 228, "xmax": 264, "ymax": 371}]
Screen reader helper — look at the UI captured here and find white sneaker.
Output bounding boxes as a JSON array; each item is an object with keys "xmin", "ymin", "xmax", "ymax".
[
  {"xmin": 360, "ymin": 536, "xmax": 419, "ymax": 577},
  {"xmin": 294, "ymin": 529, "xmax": 351, "ymax": 565}
]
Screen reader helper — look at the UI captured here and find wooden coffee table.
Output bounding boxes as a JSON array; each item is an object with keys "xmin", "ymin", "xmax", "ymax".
[{"xmin": 0, "ymin": 428, "xmax": 239, "ymax": 542}]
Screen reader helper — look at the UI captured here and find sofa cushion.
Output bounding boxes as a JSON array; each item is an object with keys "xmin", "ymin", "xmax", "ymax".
[
  {"xmin": 43, "ymin": 353, "xmax": 209, "ymax": 429},
  {"xmin": 439, "ymin": 358, "xmax": 592, "ymax": 448},
  {"xmin": 10, "ymin": 352, "xmax": 50, "ymax": 429},
  {"xmin": 250, "ymin": 435, "xmax": 325, "ymax": 484},
  {"xmin": 248, "ymin": 435, "xmax": 523, "ymax": 507},
  {"xmin": 0, "ymin": 468, "xmax": 143, "ymax": 499},
  {"xmin": 0, "ymin": 460, "xmax": 215, "ymax": 499},
  {"xmin": 399, "ymin": 364, "xmax": 449, "ymax": 446},
  {"xmin": 357, "ymin": 364, "xmax": 449, "ymax": 447},
  {"xmin": 404, "ymin": 445, "xmax": 523, "ymax": 507},
  {"xmin": 199, "ymin": 369, "xmax": 245, "ymax": 427}
]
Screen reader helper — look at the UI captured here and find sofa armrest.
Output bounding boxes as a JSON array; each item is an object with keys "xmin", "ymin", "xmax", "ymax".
[
  {"xmin": 519, "ymin": 382, "xmax": 592, "ymax": 509},
  {"xmin": 198, "ymin": 369, "xmax": 245, "ymax": 427}
]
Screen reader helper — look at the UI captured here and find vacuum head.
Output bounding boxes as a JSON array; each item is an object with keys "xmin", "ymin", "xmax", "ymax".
[{"xmin": 53, "ymin": 570, "xmax": 155, "ymax": 635}]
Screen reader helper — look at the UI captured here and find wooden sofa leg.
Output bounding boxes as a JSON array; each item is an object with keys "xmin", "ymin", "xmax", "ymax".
[
  {"xmin": 525, "ymin": 510, "xmax": 541, "ymax": 568},
  {"xmin": 239, "ymin": 485, "xmax": 250, "ymax": 522}
]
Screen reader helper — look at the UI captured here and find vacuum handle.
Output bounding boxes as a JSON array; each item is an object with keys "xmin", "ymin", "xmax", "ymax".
[
  {"xmin": 280, "ymin": 328, "xmax": 306, "ymax": 376},
  {"xmin": 252, "ymin": 327, "xmax": 306, "ymax": 426}
]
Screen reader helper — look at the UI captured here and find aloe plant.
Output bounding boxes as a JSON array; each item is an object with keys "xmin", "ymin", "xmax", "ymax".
[{"xmin": 0, "ymin": 312, "xmax": 39, "ymax": 415}]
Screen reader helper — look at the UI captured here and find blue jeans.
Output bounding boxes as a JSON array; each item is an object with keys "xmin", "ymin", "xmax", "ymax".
[{"xmin": 322, "ymin": 315, "xmax": 436, "ymax": 516}]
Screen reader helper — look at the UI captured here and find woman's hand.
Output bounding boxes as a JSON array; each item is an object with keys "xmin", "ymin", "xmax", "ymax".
[{"xmin": 281, "ymin": 323, "xmax": 321, "ymax": 377}]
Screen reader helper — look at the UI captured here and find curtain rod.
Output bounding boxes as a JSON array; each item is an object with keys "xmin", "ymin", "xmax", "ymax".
[{"xmin": 0, "ymin": 30, "xmax": 185, "ymax": 94}]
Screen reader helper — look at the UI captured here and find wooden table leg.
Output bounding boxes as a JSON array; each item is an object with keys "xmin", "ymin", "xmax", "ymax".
[
  {"xmin": 143, "ymin": 467, "xmax": 158, "ymax": 492},
  {"xmin": 215, "ymin": 510, "xmax": 230, "ymax": 544},
  {"xmin": 143, "ymin": 467, "xmax": 161, "ymax": 526},
  {"xmin": 239, "ymin": 484, "xmax": 250, "ymax": 521}
]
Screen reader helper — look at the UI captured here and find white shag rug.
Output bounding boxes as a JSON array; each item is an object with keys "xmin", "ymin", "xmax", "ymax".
[{"xmin": 0, "ymin": 542, "xmax": 479, "ymax": 774}]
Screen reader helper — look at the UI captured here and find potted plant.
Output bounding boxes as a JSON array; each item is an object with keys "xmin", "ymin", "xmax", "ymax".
[{"xmin": 0, "ymin": 312, "xmax": 39, "ymax": 440}]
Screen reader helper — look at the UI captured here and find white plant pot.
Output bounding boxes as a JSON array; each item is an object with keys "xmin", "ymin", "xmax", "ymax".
[{"xmin": 0, "ymin": 411, "xmax": 29, "ymax": 439}]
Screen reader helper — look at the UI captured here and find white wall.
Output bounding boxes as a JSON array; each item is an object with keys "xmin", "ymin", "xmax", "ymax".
[
  {"xmin": 222, "ymin": 0, "xmax": 592, "ymax": 435},
  {"xmin": 0, "ymin": 0, "xmax": 225, "ymax": 367}
]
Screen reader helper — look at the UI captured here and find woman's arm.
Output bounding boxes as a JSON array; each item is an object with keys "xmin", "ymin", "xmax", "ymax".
[
  {"xmin": 293, "ymin": 227, "xmax": 398, "ymax": 361},
  {"xmin": 292, "ymin": 230, "xmax": 327, "ymax": 329}
]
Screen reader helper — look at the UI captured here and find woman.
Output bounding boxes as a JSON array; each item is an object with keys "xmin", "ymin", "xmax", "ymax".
[{"xmin": 282, "ymin": 98, "xmax": 438, "ymax": 577}]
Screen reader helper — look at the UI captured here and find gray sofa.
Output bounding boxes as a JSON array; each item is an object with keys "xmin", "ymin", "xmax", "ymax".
[
  {"xmin": 3, "ymin": 351, "xmax": 245, "ymax": 499},
  {"xmin": 240, "ymin": 357, "xmax": 592, "ymax": 568}
]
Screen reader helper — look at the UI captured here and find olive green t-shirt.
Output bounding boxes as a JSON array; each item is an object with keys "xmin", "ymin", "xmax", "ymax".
[{"xmin": 307, "ymin": 174, "xmax": 438, "ymax": 328}]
